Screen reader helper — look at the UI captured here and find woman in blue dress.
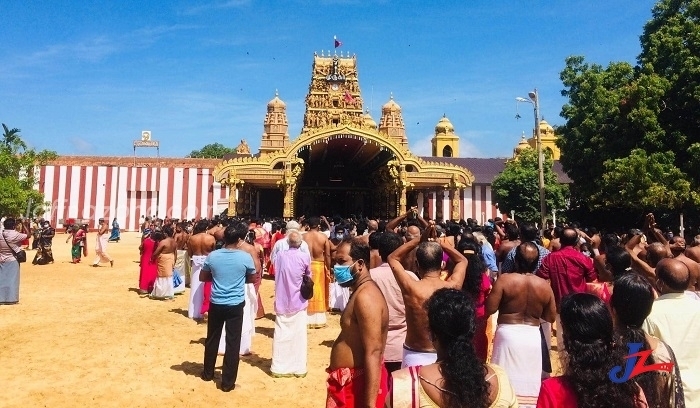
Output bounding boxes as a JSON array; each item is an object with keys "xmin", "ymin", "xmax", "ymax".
[{"xmin": 108, "ymin": 218, "xmax": 120, "ymax": 242}]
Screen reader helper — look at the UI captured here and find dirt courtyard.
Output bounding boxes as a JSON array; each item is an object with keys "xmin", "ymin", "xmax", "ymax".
[{"xmin": 0, "ymin": 232, "xmax": 338, "ymax": 408}]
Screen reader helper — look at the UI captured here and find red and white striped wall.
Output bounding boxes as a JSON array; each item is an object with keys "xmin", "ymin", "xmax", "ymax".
[
  {"xmin": 33, "ymin": 156, "xmax": 504, "ymax": 229},
  {"xmin": 35, "ymin": 157, "xmax": 229, "ymax": 231},
  {"xmin": 417, "ymin": 184, "xmax": 501, "ymax": 222}
]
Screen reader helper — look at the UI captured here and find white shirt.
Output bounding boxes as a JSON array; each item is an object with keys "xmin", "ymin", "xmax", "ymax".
[
  {"xmin": 643, "ymin": 292, "xmax": 700, "ymax": 406},
  {"xmin": 262, "ymin": 222, "xmax": 272, "ymax": 233},
  {"xmin": 270, "ymin": 232, "xmax": 310, "ymax": 264}
]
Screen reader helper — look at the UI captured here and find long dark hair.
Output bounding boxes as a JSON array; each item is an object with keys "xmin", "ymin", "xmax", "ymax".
[
  {"xmin": 456, "ymin": 240, "xmax": 485, "ymax": 298},
  {"xmin": 560, "ymin": 293, "xmax": 639, "ymax": 408},
  {"xmin": 610, "ymin": 273, "xmax": 662, "ymax": 407},
  {"xmin": 426, "ymin": 288, "xmax": 489, "ymax": 408}
]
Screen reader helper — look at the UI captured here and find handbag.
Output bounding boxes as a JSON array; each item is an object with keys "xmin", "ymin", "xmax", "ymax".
[
  {"xmin": 300, "ymin": 273, "xmax": 314, "ymax": 300},
  {"xmin": 2, "ymin": 232, "xmax": 27, "ymax": 263}
]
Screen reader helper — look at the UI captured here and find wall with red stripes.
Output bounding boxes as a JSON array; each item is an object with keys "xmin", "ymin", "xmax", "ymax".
[
  {"xmin": 34, "ymin": 157, "xmax": 503, "ymax": 229},
  {"xmin": 36, "ymin": 160, "xmax": 229, "ymax": 231}
]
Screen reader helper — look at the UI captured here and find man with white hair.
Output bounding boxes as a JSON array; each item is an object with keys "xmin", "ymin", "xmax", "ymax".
[
  {"xmin": 270, "ymin": 231, "xmax": 311, "ymax": 377},
  {"xmin": 270, "ymin": 220, "xmax": 310, "ymax": 264}
]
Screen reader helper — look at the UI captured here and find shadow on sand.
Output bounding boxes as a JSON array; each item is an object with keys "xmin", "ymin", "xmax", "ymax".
[
  {"xmin": 241, "ymin": 352, "xmax": 272, "ymax": 376},
  {"xmin": 169, "ymin": 308, "xmax": 189, "ymax": 318},
  {"xmin": 170, "ymin": 361, "xmax": 208, "ymax": 378},
  {"xmin": 319, "ymin": 340, "xmax": 334, "ymax": 348},
  {"xmin": 255, "ymin": 326, "xmax": 274, "ymax": 339},
  {"xmin": 190, "ymin": 337, "xmax": 206, "ymax": 345}
]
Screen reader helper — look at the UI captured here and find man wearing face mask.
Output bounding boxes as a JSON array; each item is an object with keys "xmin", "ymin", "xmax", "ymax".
[
  {"xmin": 387, "ymin": 223, "xmax": 468, "ymax": 368},
  {"xmin": 326, "ymin": 238, "xmax": 389, "ymax": 408}
]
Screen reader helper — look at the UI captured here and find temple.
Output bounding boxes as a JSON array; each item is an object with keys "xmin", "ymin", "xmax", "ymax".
[
  {"xmin": 214, "ymin": 52, "xmax": 476, "ymax": 220},
  {"xmin": 33, "ymin": 51, "xmax": 568, "ymax": 230}
]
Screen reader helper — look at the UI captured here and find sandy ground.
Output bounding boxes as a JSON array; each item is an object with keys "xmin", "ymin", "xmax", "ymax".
[
  {"xmin": 0, "ymin": 232, "xmax": 561, "ymax": 408},
  {"xmin": 0, "ymin": 232, "xmax": 339, "ymax": 408}
]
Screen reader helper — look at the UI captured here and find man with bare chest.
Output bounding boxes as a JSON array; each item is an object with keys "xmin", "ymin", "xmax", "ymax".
[
  {"xmin": 387, "ymin": 223, "xmax": 467, "ymax": 368},
  {"xmin": 150, "ymin": 226, "xmax": 178, "ymax": 300},
  {"xmin": 486, "ymin": 242, "xmax": 556, "ymax": 406},
  {"xmin": 188, "ymin": 220, "xmax": 216, "ymax": 320},
  {"xmin": 326, "ymin": 239, "xmax": 389, "ymax": 408},
  {"xmin": 303, "ymin": 216, "xmax": 332, "ymax": 328},
  {"xmin": 173, "ymin": 222, "xmax": 191, "ymax": 288},
  {"xmin": 234, "ymin": 223, "xmax": 262, "ymax": 355}
]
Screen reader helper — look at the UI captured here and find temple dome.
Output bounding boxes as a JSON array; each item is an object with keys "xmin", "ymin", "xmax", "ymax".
[
  {"xmin": 382, "ymin": 94, "xmax": 401, "ymax": 112},
  {"xmin": 434, "ymin": 115, "xmax": 454, "ymax": 134},
  {"xmin": 267, "ymin": 90, "xmax": 286, "ymax": 109},
  {"xmin": 363, "ymin": 110, "xmax": 377, "ymax": 128},
  {"xmin": 514, "ymin": 133, "xmax": 532, "ymax": 155}
]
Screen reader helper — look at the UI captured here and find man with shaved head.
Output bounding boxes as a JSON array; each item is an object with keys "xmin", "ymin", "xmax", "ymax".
[
  {"xmin": 644, "ymin": 258, "xmax": 700, "ymax": 406},
  {"xmin": 388, "ymin": 223, "xmax": 467, "ymax": 368},
  {"xmin": 668, "ymin": 235, "xmax": 700, "ymax": 295},
  {"xmin": 486, "ymin": 242, "xmax": 556, "ymax": 406},
  {"xmin": 536, "ymin": 227, "xmax": 596, "ymax": 350}
]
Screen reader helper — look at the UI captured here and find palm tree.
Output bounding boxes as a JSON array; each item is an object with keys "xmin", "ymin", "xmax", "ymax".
[{"xmin": 2, "ymin": 123, "xmax": 27, "ymax": 151}]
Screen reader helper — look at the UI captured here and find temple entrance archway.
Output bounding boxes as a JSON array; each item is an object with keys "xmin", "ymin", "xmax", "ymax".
[{"xmin": 294, "ymin": 134, "xmax": 397, "ymax": 218}]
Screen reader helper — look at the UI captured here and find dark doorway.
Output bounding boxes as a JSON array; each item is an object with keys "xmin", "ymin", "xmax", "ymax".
[
  {"xmin": 258, "ymin": 188, "xmax": 283, "ymax": 218},
  {"xmin": 295, "ymin": 135, "xmax": 395, "ymax": 218}
]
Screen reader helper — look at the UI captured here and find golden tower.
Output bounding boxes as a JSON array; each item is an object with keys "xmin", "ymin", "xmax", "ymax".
[
  {"xmin": 302, "ymin": 52, "xmax": 365, "ymax": 132},
  {"xmin": 431, "ymin": 115, "xmax": 459, "ymax": 157},
  {"xmin": 259, "ymin": 90, "xmax": 290, "ymax": 154},
  {"xmin": 527, "ymin": 119, "xmax": 560, "ymax": 160},
  {"xmin": 378, "ymin": 93, "xmax": 407, "ymax": 147}
]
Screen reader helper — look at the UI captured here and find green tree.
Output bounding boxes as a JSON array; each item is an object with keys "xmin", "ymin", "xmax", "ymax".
[
  {"xmin": 491, "ymin": 149, "xmax": 569, "ymax": 224},
  {"xmin": 591, "ymin": 149, "xmax": 699, "ymax": 210},
  {"xmin": 558, "ymin": 0, "xmax": 700, "ymax": 214},
  {"xmin": 0, "ymin": 124, "xmax": 57, "ymax": 217},
  {"xmin": 186, "ymin": 143, "xmax": 237, "ymax": 158}
]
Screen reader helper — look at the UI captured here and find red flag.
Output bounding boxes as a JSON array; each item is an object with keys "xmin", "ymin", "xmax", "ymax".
[
  {"xmin": 334, "ymin": 35, "xmax": 342, "ymax": 48},
  {"xmin": 344, "ymin": 90, "xmax": 354, "ymax": 103}
]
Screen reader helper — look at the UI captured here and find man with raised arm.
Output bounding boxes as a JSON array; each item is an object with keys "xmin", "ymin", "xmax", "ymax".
[
  {"xmin": 326, "ymin": 238, "xmax": 389, "ymax": 408},
  {"xmin": 302, "ymin": 216, "xmax": 332, "ymax": 328},
  {"xmin": 387, "ymin": 222, "xmax": 467, "ymax": 368},
  {"xmin": 187, "ymin": 220, "xmax": 216, "ymax": 320}
]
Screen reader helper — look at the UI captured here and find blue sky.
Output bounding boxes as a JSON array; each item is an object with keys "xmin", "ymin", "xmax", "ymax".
[{"xmin": 1, "ymin": 0, "xmax": 656, "ymax": 159}]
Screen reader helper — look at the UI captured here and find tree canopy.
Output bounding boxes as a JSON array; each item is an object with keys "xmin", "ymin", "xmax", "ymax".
[
  {"xmin": 558, "ymin": 0, "xmax": 700, "ymax": 217},
  {"xmin": 0, "ymin": 124, "xmax": 57, "ymax": 217},
  {"xmin": 186, "ymin": 143, "xmax": 237, "ymax": 158},
  {"xmin": 491, "ymin": 149, "xmax": 569, "ymax": 224}
]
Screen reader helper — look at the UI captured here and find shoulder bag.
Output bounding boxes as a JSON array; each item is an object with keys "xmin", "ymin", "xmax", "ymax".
[
  {"xmin": 2, "ymin": 232, "xmax": 27, "ymax": 263},
  {"xmin": 300, "ymin": 273, "xmax": 314, "ymax": 300}
]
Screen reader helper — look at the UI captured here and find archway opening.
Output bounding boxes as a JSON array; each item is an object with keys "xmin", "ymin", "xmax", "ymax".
[
  {"xmin": 442, "ymin": 145, "xmax": 453, "ymax": 157},
  {"xmin": 295, "ymin": 134, "xmax": 396, "ymax": 218}
]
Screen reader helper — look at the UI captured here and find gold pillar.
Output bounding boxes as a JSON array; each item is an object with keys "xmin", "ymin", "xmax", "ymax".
[
  {"xmin": 388, "ymin": 160, "xmax": 412, "ymax": 218},
  {"xmin": 226, "ymin": 172, "xmax": 244, "ymax": 217},
  {"xmin": 278, "ymin": 159, "xmax": 304, "ymax": 219},
  {"xmin": 451, "ymin": 188, "xmax": 462, "ymax": 221}
]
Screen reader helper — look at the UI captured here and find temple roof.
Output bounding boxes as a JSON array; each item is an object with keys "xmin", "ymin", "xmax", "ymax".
[{"xmin": 419, "ymin": 157, "xmax": 572, "ymax": 184}]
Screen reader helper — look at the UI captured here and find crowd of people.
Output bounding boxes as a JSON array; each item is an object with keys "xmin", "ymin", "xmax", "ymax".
[
  {"xmin": 3, "ymin": 208, "xmax": 700, "ymax": 407},
  {"xmin": 126, "ymin": 209, "xmax": 700, "ymax": 407}
]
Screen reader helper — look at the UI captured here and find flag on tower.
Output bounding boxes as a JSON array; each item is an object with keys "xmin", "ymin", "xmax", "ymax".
[
  {"xmin": 334, "ymin": 35, "xmax": 342, "ymax": 48},
  {"xmin": 344, "ymin": 90, "xmax": 355, "ymax": 103}
]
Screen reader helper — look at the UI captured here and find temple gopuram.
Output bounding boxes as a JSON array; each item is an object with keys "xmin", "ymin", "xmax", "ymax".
[{"xmin": 214, "ymin": 51, "xmax": 477, "ymax": 220}]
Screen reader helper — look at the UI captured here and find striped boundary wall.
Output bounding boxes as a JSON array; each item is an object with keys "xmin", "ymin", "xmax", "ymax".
[{"xmin": 33, "ymin": 156, "xmax": 502, "ymax": 230}]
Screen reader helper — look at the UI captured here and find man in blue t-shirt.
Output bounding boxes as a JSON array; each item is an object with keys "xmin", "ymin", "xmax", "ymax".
[{"xmin": 199, "ymin": 222, "xmax": 256, "ymax": 392}]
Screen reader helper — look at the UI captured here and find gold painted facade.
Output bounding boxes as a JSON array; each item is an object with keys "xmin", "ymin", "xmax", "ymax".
[{"xmin": 213, "ymin": 52, "xmax": 475, "ymax": 219}]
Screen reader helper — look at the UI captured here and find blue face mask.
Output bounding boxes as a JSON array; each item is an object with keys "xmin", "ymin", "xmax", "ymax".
[{"xmin": 333, "ymin": 261, "xmax": 357, "ymax": 287}]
